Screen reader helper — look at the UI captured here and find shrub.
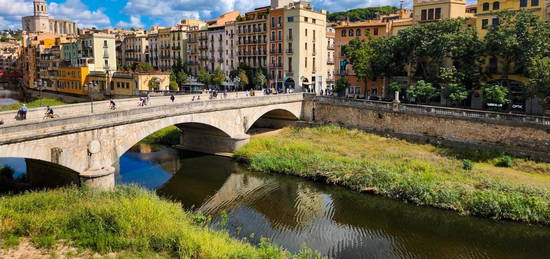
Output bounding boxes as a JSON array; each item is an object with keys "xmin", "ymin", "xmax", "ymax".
[
  {"xmin": 462, "ymin": 159, "xmax": 474, "ymax": 170},
  {"xmin": 497, "ymin": 155, "xmax": 513, "ymax": 168}
]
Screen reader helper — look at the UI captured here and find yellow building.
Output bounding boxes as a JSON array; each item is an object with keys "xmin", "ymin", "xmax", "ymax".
[
  {"xmin": 476, "ymin": 0, "xmax": 545, "ymax": 37},
  {"xmin": 57, "ymin": 66, "xmax": 89, "ymax": 95},
  {"xmin": 87, "ymin": 71, "xmax": 170, "ymax": 97},
  {"xmin": 413, "ymin": 0, "xmax": 471, "ymax": 23}
]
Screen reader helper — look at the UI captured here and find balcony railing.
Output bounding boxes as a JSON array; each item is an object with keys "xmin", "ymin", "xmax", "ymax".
[{"xmin": 286, "ymin": 49, "xmax": 293, "ymax": 54}]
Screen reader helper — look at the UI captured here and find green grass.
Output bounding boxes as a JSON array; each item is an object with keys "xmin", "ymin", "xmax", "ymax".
[
  {"xmin": 0, "ymin": 98, "xmax": 66, "ymax": 112},
  {"xmin": 0, "ymin": 186, "xmax": 326, "ymax": 258},
  {"xmin": 235, "ymin": 126, "xmax": 550, "ymax": 225},
  {"xmin": 141, "ymin": 126, "xmax": 181, "ymax": 145}
]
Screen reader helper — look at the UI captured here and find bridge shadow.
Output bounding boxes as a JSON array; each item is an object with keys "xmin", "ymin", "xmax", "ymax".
[
  {"xmin": 247, "ymin": 109, "xmax": 300, "ymax": 135},
  {"xmin": 0, "ymin": 158, "xmax": 80, "ymax": 194}
]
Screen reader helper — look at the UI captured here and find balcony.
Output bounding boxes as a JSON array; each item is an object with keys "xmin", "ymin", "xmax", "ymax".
[
  {"xmin": 199, "ymin": 36, "xmax": 208, "ymax": 41},
  {"xmin": 199, "ymin": 56, "xmax": 209, "ymax": 61},
  {"xmin": 199, "ymin": 46, "xmax": 208, "ymax": 51},
  {"xmin": 269, "ymin": 63, "xmax": 283, "ymax": 68},
  {"xmin": 312, "ymin": 51, "xmax": 316, "ymax": 56},
  {"xmin": 172, "ymin": 46, "xmax": 180, "ymax": 50},
  {"xmin": 285, "ymin": 71, "xmax": 294, "ymax": 77},
  {"xmin": 188, "ymin": 38, "xmax": 197, "ymax": 43},
  {"xmin": 327, "ymin": 59, "xmax": 335, "ymax": 65},
  {"xmin": 286, "ymin": 49, "xmax": 293, "ymax": 54},
  {"xmin": 328, "ymin": 45, "xmax": 335, "ymax": 50}
]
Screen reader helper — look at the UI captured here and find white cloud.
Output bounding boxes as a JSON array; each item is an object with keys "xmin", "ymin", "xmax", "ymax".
[
  {"xmin": 0, "ymin": 0, "xmax": 111, "ymax": 30},
  {"xmin": 117, "ymin": 15, "xmax": 144, "ymax": 29}
]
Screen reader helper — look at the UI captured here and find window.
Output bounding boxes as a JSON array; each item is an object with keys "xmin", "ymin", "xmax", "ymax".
[
  {"xmin": 341, "ymin": 30, "xmax": 347, "ymax": 37},
  {"xmin": 313, "ymin": 19, "xmax": 316, "ymax": 24},
  {"xmin": 532, "ymin": 0, "xmax": 539, "ymax": 6},
  {"xmin": 435, "ymin": 8, "xmax": 441, "ymax": 19},
  {"xmin": 305, "ymin": 42, "xmax": 307, "ymax": 50},
  {"xmin": 288, "ymin": 57, "xmax": 292, "ymax": 72},
  {"xmin": 421, "ymin": 9, "xmax": 427, "ymax": 20},
  {"xmin": 355, "ymin": 29, "xmax": 361, "ymax": 36},
  {"xmin": 489, "ymin": 57, "xmax": 498, "ymax": 73},
  {"xmin": 288, "ymin": 28, "xmax": 293, "ymax": 40},
  {"xmin": 492, "ymin": 17, "xmax": 500, "ymax": 28},
  {"xmin": 428, "ymin": 8, "xmax": 434, "ymax": 20},
  {"xmin": 493, "ymin": 1, "xmax": 500, "ymax": 10},
  {"xmin": 482, "ymin": 19, "xmax": 489, "ymax": 29},
  {"xmin": 278, "ymin": 30, "xmax": 282, "ymax": 41},
  {"xmin": 305, "ymin": 57, "xmax": 307, "ymax": 68},
  {"xmin": 304, "ymin": 17, "xmax": 309, "ymax": 22},
  {"xmin": 103, "ymin": 40, "xmax": 108, "ymax": 47},
  {"xmin": 271, "ymin": 17, "xmax": 275, "ymax": 27},
  {"xmin": 287, "ymin": 16, "xmax": 294, "ymax": 22},
  {"xmin": 305, "ymin": 29, "xmax": 308, "ymax": 36},
  {"xmin": 483, "ymin": 2, "xmax": 490, "ymax": 11},
  {"xmin": 349, "ymin": 29, "xmax": 354, "ymax": 36},
  {"xmin": 374, "ymin": 28, "xmax": 379, "ymax": 36},
  {"xmin": 313, "ymin": 30, "xmax": 316, "ymax": 40}
]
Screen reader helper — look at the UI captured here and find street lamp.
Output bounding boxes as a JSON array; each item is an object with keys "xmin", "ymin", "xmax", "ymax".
[{"xmin": 87, "ymin": 82, "xmax": 98, "ymax": 113}]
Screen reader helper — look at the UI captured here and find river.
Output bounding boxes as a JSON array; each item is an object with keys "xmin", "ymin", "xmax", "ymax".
[
  {"xmin": 1, "ymin": 144, "xmax": 550, "ymax": 258},
  {"xmin": 0, "ymin": 82, "xmax": 21, "ymax": 106}
]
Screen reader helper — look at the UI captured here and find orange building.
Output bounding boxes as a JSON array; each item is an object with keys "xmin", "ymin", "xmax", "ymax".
[{"xmin": 334, "ymin": 21, "xmax": 390, "ymax": 99}]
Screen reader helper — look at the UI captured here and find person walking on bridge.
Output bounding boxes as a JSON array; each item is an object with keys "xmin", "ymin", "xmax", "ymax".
[
  {"xmin": 170, "ymin": 94, "xmax": 175, "ymax": 103},
  {"xmin": 17, "ymin": 104, "xmax": 28, "ymax": 120}
]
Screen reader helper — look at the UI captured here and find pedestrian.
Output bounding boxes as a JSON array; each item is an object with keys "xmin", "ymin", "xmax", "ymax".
[
  {"xmin": 197, "ymin": 96, "xmax": 201, "ymax": 101},
  {"xmin": 170, "ymin": 94, "xmax": 175, "ymax": 103},
  {"xmin": 18, "ymin": 104, "xmax": 28, "ymax": 120},
  {"xmin": 109, "ymin": 99, "xmax": 117, "ymax": 110}
]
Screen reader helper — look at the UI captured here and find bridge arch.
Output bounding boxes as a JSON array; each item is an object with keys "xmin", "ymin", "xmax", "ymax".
[{"xmin": 246, "ymin": 108, "xmax": 300, "ymax": 133}]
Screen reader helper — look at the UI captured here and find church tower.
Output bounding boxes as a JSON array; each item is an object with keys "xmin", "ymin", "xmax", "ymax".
[{"xmin": 34, "ymin": 0, "xmax": 48, "ymax": 17}]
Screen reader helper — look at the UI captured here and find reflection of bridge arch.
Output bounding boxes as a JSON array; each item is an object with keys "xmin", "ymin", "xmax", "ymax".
[{"xmin": 0, "ymin": 94, "xmax": 306, "ymax": 189}]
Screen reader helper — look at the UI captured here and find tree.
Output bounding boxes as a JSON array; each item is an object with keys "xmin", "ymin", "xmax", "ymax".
[
  {"xmin": 176, "ymin": 71, "xmax": 188, "ymax": 85},
  {"xmin": 328, "ymin": 6, "xmax": 399, "ymax": 22},
  {"xmin": 134, "ymin": 62, "xmax": 153, "ymax": 72},
  {"xmin": 525, "ymin": 56, "xmax": 550, "ymax": 108},
  {"xmin": 197, "ymin": 67, "xmax": 211, "ymax": 85},
  {"xmin": 334, "ymin": 77, "xmax": 350, "ymax": 96},
  {"xmin": 238, "ymin": 70, "xmax": 249, "ymax": 89},
  {"xmin": 169, "ymin": 81, "xmax": 179, "ymax": 91},
  {"xmin": 211, "ymin": 66, "xmax": 225, "ymax": 86},
  {"xmin": 483, "ymin": 83, "xmax": 510, "ymax": 106},
  {"xmin": 254, "ymin": 70, "xmax": 267, "ymax": 89},
  {"xmin": 343, "ymin": 38, "xmax": 376, "ymax": 98},
  {"xmin": 484, "ymin": 10, "xmax": 549, "ymax": 77},
  {"xmin": 408, "ymin": 80, "xmax": 436, "ymax": 104},
  {"xmin": 444, "ymin": 83, "xmax": 469, "ymax": 106}
]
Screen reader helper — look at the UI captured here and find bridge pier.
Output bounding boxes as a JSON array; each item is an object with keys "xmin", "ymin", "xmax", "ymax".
[
  {"xmin": 177, "ymin": 128, "xmax": 250, "ymax": 155},
  {"xmin": 80, "ymin": 167, "xmax": 115, "ymax": 190}
]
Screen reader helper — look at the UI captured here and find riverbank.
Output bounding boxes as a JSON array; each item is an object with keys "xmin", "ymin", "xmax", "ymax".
[
  {"xmin": 0, "ymin": 186, "xmax": 325, "ymax": 258},
  {"xmin": 235, "ymin": 126, "xmax": 550, "ymax": 225},
  {"xmin": 0, "ymin": 98, "xmax": 65, "ymax": 112}
]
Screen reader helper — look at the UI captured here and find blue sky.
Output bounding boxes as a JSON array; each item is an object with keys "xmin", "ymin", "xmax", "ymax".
[{"xmin": 0, "ymin": 0, "xmax": 477, "ymax": 30}]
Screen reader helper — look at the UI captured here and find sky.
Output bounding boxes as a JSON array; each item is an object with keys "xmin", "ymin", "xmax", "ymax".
[{"xmin": 0, "ymin": 0, "xmax": 477, "ymax": 30}]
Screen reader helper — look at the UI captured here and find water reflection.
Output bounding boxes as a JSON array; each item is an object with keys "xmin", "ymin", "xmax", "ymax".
[{"xmin": 117, "ymin": 144, "xmax": 550, "ymax": 259}]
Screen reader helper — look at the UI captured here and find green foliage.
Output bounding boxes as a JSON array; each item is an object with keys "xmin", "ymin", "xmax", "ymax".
[
  {"xmin": 132, "ymin": 62, "xmax": 154, "ymax": 72},
  {"xmin": 389, "ymin": 81, "xmax": 401, "ymax": 93},
  {"xmin": 328, "ymin": 6, "xmax": 399, "ymax": 22},
  {"xmin": 462, "ymin": 159, "xmax": 474, "ymax": 171},
  {"xmin": 141, "ymin": 126, "xmax": 180, "ymax": 145},
  {"xmin": 497, "ymin": 155, "xmax": 513, "ymax": 168},
  {"xmin": 334, "ymin": 77, "xmax": 350, "ymax": 94},
  {"xmin": 197, "ymin": 67, "xmax": 211, "ymax": 85},
  {"xmin": 239, "ymin": 70, "xmax": 249, "ymax": 88},
  {"xmin": 176, "ymin": 70, "xmax": 188, "ymax": 85},
  {"xmin": 254, "ymin": 70, "xmax": 267, "ymax": 88},
  {"xmin": 169, "ymin": 81, "xmax": 179, "ymax": 91},
  {"xmin": 235, "ymin": 126, "xmax": 550, "ymax": 225},
  {"xmin": 408, "ymin": 80, "xmax": 436, "ymax": 103},
  {"xmin": 525, "ymin": 56, "xmax": 550, "ymax": 108},
  {"xmin": 484, "ymin": 10, "xmax": 549, "ymax": 76},
  {"xmin": 343, "ymin": 38, "xmax": 376, "ymax": 82},
  {"xmin": 482, "ymin": 83, "xmax": 510, "ymax": 105},
  {"xmin": 211, "ymin": 66, "xmax": 225, "ymax": 86},
  {"xmin": 0, "ymin": 186, "xmax": 324, "ymax": 258},
  {"xmin": 444, "ymin": 83, "xmax": 469, "ymax": 106},
  {"xmin": 0, "ymin": 98, "xmax": 66, "ymax": 112}
]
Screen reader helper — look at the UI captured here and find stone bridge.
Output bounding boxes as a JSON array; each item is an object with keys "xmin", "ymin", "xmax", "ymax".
[{"xmin": 0, "ymin": 93, "xmax": 309, "ymax": 189}]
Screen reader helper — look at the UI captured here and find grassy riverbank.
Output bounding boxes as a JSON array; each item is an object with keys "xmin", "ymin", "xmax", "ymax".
[
  {"xmin": 141, "ymin": 126, "xmax": 181, "ymax": 145},
  {"xmin": 0, "ymin": 186, "xmax": 324, "ymax": 258},
  {"xmin": 0, "ymin": 98, "xmax": 66, "ymax": 112},
  {"xmin": 235, "ymin": 126, "xmax": 550, "ymax": 225}
]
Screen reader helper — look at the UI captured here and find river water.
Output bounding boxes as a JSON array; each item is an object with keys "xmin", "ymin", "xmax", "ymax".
[
  {"xmin": 0, "ymin": 83, "xmax": 20, "ymax": 106},
  {"xmin": 1, "ymin": 144, "xmax": 550, "ymax": 258}
]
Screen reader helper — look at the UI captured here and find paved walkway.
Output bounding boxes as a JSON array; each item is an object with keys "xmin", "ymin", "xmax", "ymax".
[{"xmin": 0, "ymin": 91, "xmax": 267, "ymax": 126}]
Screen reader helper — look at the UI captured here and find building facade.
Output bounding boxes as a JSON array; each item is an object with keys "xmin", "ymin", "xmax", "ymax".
[
  {"xmin": 413, "ymin": 0, "xmax": 472, "ymax": 24},
  {"xmin": 22, "ymin": 0, "xmax": 77, "ymax": 35},
  {"xmin": 237, "ymin": 7, "xmax": 269, "ymax": 69}
]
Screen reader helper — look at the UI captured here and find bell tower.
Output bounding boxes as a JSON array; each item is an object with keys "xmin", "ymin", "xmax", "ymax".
[{"xmin": 33, "ymin": 0, "xmax": 48, "ymax": 17}]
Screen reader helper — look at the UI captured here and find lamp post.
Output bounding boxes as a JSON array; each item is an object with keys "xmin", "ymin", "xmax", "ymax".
[{"xmin": 87, "ymin": 82, "xmax": 98, "ymax": 113}]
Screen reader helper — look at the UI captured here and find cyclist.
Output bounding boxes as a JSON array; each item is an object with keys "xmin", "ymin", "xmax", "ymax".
[
  {"xmin": 44, "ymin": 106, "xmax": 54, "ymax": 119},
  {"xmin": 109, "ymin": 99, "xmax": 117, "ymax": 110}
]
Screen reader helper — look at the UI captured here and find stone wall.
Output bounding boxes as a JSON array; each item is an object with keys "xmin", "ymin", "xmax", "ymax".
[{"xmin": 309, "ymin": 96, "xmax": 550, "ymax": 161}]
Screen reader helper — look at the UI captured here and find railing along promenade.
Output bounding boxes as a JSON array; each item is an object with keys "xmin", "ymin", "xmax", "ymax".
[{"xmin": 313, "ymin": 96, "xmax": 550, "ymax": 128}]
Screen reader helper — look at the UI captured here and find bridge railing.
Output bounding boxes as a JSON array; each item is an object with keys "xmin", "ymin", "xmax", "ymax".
[
  {"xmin": 313, "ymin": 96, "xmax": 550, "ymax": 128},
  {"xmin": 0, "ymin": 93, "xmax": 305, "ymax": 143}
]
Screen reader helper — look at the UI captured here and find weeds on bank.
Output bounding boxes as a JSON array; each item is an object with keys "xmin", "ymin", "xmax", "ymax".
[
  {"xmin": 235, "ymin": 126, "xmax": 550, "ymax": 225},
  {"xmin": 141, "ymin": 126, "xmax": 181, "ymax": 145},
  {"xmin": 0, "ymin": 186, "xmax": 326, "ymax": 258}
]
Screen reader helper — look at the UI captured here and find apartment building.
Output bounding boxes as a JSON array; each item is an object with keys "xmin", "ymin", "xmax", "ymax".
[
  {"xmin": 158, "ymin": 28, "xmax": 172, "ymax": 70},
  {"xmin": 268, "ymin": 7, "xmax": 285, "ymax": 89},
  {"xmin": 0, "ymin": 42, "xmax": 21, "ymax": 76},
  {"xmin": 198, "ymin": 29, "xmax": 209, "ymax": 72},
  {"xmin": 237, "ymin": 7, "xmax": 269, "ymax": 69},
  {"xmin": 476, "ymin": 0, "xmax": 545, "ymax": 37},
  {"xmin": 413, "ymin": 0, "xmax": 473, "ymax": 23},
  {"xmin": 121, "ymin": 33, "xmax": 149, "ymax": 68},
  {"xmin": 207, "ymin": 26, "xmax": 225, "ymax": 72},
  {"xmin": 326, "ymin": 25, "xmax": 335, "ymax": 90},
  {"xmin": 87, "ymin": 71, "xmax": 170, "ymax": 96},
  {"xmin": 335, "ymin": 20, "xmax": 389, "ymax": 98},
  {"xmin": 283, "ymin": 1, "xmax": 328, "ymax": 93},
  {"xmin": 146, "ymin": 32, "xmax": 159, "ymax": 69},
  {"xmin": 224, "ymin": 22, "xmax": 239, "ymax": 77}
]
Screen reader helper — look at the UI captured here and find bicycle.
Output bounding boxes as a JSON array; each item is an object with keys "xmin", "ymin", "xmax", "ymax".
[{"xmin": 43, "ymin": 113, "xmax": 60, "ymax": 120}]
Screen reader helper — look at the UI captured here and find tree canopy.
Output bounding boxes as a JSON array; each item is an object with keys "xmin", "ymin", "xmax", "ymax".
[{"xmin": 328, "ymin": 7, "xmax": 399, "ymax": 22}]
